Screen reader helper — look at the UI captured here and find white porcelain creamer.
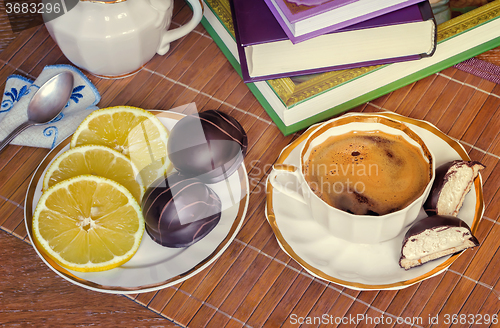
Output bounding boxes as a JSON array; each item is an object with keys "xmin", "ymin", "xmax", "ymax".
[{"xmin": 44, "ymin": 0, "xmax": 203, "ymax": 78}]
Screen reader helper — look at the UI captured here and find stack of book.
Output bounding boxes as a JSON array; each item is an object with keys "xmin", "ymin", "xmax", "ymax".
[
  {"xmin": 201, "ymin": 0, "xmax": 500, "ymax": 135},
  {"xmin": 233, "ymin": 0, "xmax": 437, "ymax": 82}
]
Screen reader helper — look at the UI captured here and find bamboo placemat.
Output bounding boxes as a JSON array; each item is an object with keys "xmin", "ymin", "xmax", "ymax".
[{"xmin": 1, "ymin": 1, "xmax": 500, "ymax": 326}]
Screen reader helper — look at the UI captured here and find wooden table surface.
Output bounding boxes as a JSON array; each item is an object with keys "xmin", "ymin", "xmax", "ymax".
[{"xmin": 2, "ymin": 2, "xmax": 500, "ymax": 327}]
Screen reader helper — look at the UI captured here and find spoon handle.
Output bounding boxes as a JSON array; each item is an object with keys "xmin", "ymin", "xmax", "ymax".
[{"xmin": 0, "ymin": 122, "xmax": 34, "ymax": 153}]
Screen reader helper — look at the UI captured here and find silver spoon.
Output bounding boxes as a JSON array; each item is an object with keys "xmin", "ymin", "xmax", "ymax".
[{"xmin": 0, "ymin": 71, "xmax": 74, "ymax": 152}]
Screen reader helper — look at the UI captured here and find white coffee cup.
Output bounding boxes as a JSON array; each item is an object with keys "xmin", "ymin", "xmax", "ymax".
[
  {"xmin": 44, "ymin": 0, "xmax": 203, "ymax": 78},
  {"xmin": 268, "ymin": 114, "xmax": 435, "ymax": 244}
]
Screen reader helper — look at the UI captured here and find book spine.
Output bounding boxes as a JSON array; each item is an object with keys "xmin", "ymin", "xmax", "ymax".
[{"xmin": 228, "ymin": 0, "xmax": 250, "ymax": 81}]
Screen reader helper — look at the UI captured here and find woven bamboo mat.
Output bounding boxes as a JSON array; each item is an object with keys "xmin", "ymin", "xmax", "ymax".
[{"xmin": 1, "ymin": 1, "xmax": 500, "ymax": 326}]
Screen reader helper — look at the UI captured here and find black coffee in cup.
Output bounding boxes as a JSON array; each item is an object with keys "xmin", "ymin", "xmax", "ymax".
[{"xmin": 303, "ymin": 130, "xmax": 431, "ymax": 215}]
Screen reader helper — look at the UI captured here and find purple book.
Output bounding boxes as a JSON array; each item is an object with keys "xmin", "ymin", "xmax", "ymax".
[
  {"xmin": 230, "ymin": 0, "xmax": 436, "ymax": 83},
  {"xmin": 264, "ymin": 0, "xmax": 428, "ymax": 43},
  {"xmin": 275, "ymin": 0, "xmax": 360, "ymax": 23}
]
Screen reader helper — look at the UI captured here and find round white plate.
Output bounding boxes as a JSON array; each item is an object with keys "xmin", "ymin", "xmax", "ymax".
[
  {"xmin": 25, "ymin": 111, "xmax": 249, "ymax": 294},
  {"xmin": 266, "ymin": 112, "xmax": 483, "ymax": 290}
]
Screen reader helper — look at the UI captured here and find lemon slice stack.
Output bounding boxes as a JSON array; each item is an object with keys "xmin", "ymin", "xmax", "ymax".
[{"xmin": 32, "ymin": 106, "xmax": 171, "ymax": 272}]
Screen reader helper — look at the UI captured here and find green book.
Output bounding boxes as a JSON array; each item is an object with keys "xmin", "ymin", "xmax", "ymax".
[{"xmin": 201, "ymin": 0, "xmax": 500, "ymax": 135}]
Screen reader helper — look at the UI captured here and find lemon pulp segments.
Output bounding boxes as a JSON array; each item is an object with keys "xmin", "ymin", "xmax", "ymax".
[
  {"xmin": 70, "ymin": 106, "xmax": 171, "ymax": 186},
  {"xmin": 42, "ymin": 145, "xmax": 144, "ymax": 202},
  {"xmin": 33, "ymin": 175, "xmax": 145, "ymax": 272}
]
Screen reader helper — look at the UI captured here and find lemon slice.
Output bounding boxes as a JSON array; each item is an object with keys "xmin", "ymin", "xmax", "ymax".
[
  {"xmin": 43, "ymin": 145, "xmax": 144, "ymax": 202},
  {"xmin": 32, "ymin": 175, "xmax": 145, "ymax": 272},
  {"xmin": 70, "ymin": 106, "xmax": 172, "ymax": 187}
]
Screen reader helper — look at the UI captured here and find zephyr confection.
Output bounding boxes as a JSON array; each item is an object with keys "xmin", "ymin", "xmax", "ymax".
[
  {"xmin": 399, "ymin": 215, "xmax": 479, "ymax": 270},
  {"xmin": 141, "ymin": 172, "xmax": 222, "ymax": 248},
  {"xmin": 423, "ymin": 160, "xmax": 485, "ymax": 216},
  {"xmin": 167, "ymin": 110, "xmax": 248, "ymax": 183}
]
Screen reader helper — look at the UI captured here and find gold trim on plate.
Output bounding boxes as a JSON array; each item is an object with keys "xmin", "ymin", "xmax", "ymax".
[{"xmin": 265, "ymin": 113, "xmax": 484, "ymax": 290}]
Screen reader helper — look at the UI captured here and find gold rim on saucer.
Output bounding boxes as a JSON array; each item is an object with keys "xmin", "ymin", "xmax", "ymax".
[{"xmin": 265, "ymin": 112, "xmax": 483, "ymax": 290}]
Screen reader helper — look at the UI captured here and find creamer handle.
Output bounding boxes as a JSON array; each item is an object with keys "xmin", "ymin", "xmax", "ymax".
[{"xmin": 157, "ymin": 0, "xmax": 203, "ymax": 55}]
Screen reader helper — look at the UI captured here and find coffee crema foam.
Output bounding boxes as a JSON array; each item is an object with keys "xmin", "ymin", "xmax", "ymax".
[{"xmin": 303, "ymin": 130, "xmax": 431, "ymax": 216}]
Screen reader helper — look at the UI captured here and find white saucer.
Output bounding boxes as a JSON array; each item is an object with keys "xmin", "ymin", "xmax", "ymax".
[
  {"xmin": 266, "ymin": 112, "xmax": 483, "ymax": 290},
  {"xmin": 25, "ymin": 111, "xmax": 249, "ymax": 294}
]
